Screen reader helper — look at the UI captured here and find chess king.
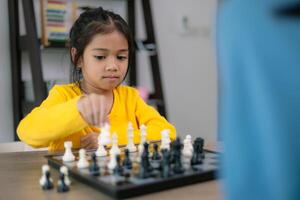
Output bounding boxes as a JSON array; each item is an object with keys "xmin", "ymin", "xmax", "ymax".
[{"xmin": 17, "ymin": 7, "xmax": 176, "ymax": 151}]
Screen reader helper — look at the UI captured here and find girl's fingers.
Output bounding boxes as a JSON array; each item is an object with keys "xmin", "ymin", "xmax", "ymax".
[
  {"xmin": 78, "ymin": 93, "xmax": 111, "ymax": 127},
  {"xmin": 80, "ymin": 97, "xmax": 94, "ymax": 125},
  {"xmin": 90, "ymin": 96, "xmax": 100, "ymax": 126},
  {"xmin": 80, "ymin": 133, "xmax": 98, "ymax": 149},
  {"xmin": 86, "ymin": 97, "xmax": 96, "ymax": 125},
  {"xmin": 80, "ymin": 137, "xmax": 90, "ymax": 148},
  {"xmin": 85, "ymin": 142, "xmax": 98, "ymax": 150},
  {"xmin": 99, "ymin": 97, "xmax": 107, "ymax": 127}
]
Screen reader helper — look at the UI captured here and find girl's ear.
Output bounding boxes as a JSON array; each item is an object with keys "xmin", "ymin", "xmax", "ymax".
[
  {"xmin": 71, "ymin": 47, "xmax": 77, "ymax": 63},
  {"xmin": 71, "ymin": 47, "xmax": 82, "ymax": 68}
]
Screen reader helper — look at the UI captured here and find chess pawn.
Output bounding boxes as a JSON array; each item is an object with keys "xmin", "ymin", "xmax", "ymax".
[
  {"xmin": 138, "ymin": 124, "xmax": 147, "ymax": 154},
  {"xmin": 60, "ymin": 166, "xmax": 71, "ymax": 186},
  {"xmin": 77, "ymin": 149, "xmax": 89, "ymax": 169},
  {"xmin": 39, "ymin": 164, "xmax": 53, "ymax": 190},
  {"xmin": 62, "ymin": 141, "xmax": 75, "ymax": 162},
  {"xmin": 57, "ymin": 173, "xmax": 69, "ymax": 193},
  {"xmin": 126, "ymin": 122, "xmax": 137, "ymax": 152},
  {"xmin": 109, "ymin": 133, "xmax": 121, "ymax": 155},
  {"xmin": 39, "ymin": 164, "xmax": 49, "ymax": 186}
]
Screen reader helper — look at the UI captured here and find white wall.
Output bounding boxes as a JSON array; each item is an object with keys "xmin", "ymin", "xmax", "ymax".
[
  {"xmin": 0, "ymin": 0, "xmax": 14, "ymax": 142},
  {"xmin": 136, "ymin": 0, "xmax": 218, "ymax": 142},
  {"xmin": 1, "ymin": 0, "xmax": 218, "ymax": 143}
]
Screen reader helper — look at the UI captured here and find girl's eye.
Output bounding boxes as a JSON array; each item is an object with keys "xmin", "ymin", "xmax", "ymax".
[
  {"xmin": 94, "ymin": 56, "xmax": 105, "ymax": 60},
  {"xmin": 117, "ymin": 56, "xmax": 127, "ymax": 60}
]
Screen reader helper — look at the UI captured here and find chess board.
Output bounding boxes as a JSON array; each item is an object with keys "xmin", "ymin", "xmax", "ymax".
[{"xmin": 45, "ymin": 143, "xmax": 219, "ymax": 199}]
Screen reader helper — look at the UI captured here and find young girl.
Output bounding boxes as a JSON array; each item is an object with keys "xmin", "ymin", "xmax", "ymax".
[{"xmin": 17, "ymin": 7, "xmax": 176, "ymax": 152}]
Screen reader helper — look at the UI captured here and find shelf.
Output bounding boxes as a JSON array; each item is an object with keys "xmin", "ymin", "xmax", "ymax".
[
  {"xmin": 20, "ymin": 36, "xmax": 68, "ymax": 50},
  {"xmin": 44, "ymin": 39, "xmax": 68, "ymax": 48}
]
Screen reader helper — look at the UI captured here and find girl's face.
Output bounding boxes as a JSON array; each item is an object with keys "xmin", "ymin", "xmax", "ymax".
[{"xmin": 79, "ymin": 31, "xmax": 129, "ymax": 94}]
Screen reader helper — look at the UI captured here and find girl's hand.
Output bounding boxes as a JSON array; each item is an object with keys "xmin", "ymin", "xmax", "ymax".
[
  {"xmin": 80, "ymin": 132, "xmax": 99, "ymax": 150},
  {"xmin": 77, "ymin": 93, "xmax": 110, "ymax": 127}
]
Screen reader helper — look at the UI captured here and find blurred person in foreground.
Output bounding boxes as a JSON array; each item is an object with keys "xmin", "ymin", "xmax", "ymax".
[{"xmin": 217, "ymin": 1, "xmax": 300, "ymax": 199}]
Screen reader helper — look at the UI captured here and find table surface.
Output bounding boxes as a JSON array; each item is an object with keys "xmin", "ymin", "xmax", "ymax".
[{"xmin": 0, "ymin": 144, "xmax": 221, "ymax": 200}]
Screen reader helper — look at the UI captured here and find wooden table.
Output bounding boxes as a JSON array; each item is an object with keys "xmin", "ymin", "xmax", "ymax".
[{"xmin": 0, "ymin": 146, "xmax": 221, "ymax": 200}]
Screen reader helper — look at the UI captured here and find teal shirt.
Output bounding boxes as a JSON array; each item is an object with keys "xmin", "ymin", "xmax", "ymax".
[{"xmin": 217, "ymin": 1, "xmax": 300, "ymax": 199}]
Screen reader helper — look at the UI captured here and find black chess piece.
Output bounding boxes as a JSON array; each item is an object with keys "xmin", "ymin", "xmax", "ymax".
[
  {"xmin": 152, "ymin": 143, "xmax": 161, "ymax": 160},
  {"xmin": 172, "ymin": 138, "xmax": 184, "ymax": 174},
  {"xmin": 89, "ymin": 153, "xmax": 100, "ymax": 176},
  {"xmin": 122, "ymin": 149, "xmax": 132, "ymax": 170},
  {"xmin": 57, "ymin": 173, "xmax": 69, "ymax": 193},
  {"xmin": 191, "ymin": 138, "xmax": 203, "ymax": 166},
  {"xmin": 143, "ymin": 142, "xmax": 149, "ymax": 155},
  {"xmin": 169, "ymin": 141, "xmax": 177, "ymax": 164},
  {"xmin": 139, "ymin": 151, "xmax": 150, "ymax": 179},
  {"xmin": 42, "ymin": 171, "xmax": 54, "ymax": 190},
  {"xmin": 113, "ymin": 154, "xmax": 124, "ymax": 176},
  {"xmin": 196, "ymin": 137, "xmax": 205, "ymax": 159},
  {"xmin": 160, "ymin": 149, "xmax": 172, "ymax": 178},
  {"xmin": 142, "ymin": 142, "xmax": 153, "ymax": 172}
]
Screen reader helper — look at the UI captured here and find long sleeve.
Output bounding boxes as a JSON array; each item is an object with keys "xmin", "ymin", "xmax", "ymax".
[
  {"xmin": 134, "ymin": 92, "xmax": 176, "ymax": 141},
  {"xmin": 17, "ymin": 85, "xmax": 88, "ymax": 148}
]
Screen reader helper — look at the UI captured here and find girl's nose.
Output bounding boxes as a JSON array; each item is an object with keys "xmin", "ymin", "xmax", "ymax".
[{"xmin": 105, "ymin": 58, "xmax": 118, "ymax": 71}]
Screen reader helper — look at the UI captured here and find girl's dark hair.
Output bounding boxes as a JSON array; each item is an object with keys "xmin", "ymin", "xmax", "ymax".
[{"xmin": 69, "ymin": 7, "xmax": 134, "ymax": 85}]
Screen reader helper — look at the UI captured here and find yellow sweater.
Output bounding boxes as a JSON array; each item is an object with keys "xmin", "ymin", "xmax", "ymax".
[{"xmin": 17, "ymin": 84, "xmax": 176, "ymax": 151}]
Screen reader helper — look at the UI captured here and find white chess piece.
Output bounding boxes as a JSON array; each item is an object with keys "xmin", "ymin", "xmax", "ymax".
[
  {"xmin": 99, "ymin": 123, "xmax": 111, "ymax": 145},
  {"xmin": 96, "ymin": 123, "xmax": 112, "ymax": 157},
  {"xmin": 126, "ymin": 122, "xmax": 137, "ymax": 152},
  {"xmin": 138, "ymin": 124, "xmax": 147, "ymax": 154},
  {"xmin": 109, "ymin": 133, "xmax": 120, "ymax": 155},
  {"xmin": 96, "ymin": 142, "xmax": 107, "ymax": 157},
  {"xmin": 77, "ymin": 148, "xmax": 89, "ymax": 169},
  {"xmin": 39, "ymin": 164, "xmax": 52, "ymax": 186},
  {"xmin": 62, "ymin": 141, "xmax": 75, "ymax": 162},
  {"xmin": 107, "ymin": 152, "xmax": 118, "ymax": 171},
  {"xmin": 160, "ymin": 129, "xmax": 171, "ymax": 150},
  {"xmin": 185, "ymin": 135, "xmax": 193, "ymax": 152},
  {"xmin": 60, "ymin": 166, "xmax": 71, "ymax": 186},
  {"xmin": 183, "ymin": 138, "xmax": 193, "ymax": 157}
]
